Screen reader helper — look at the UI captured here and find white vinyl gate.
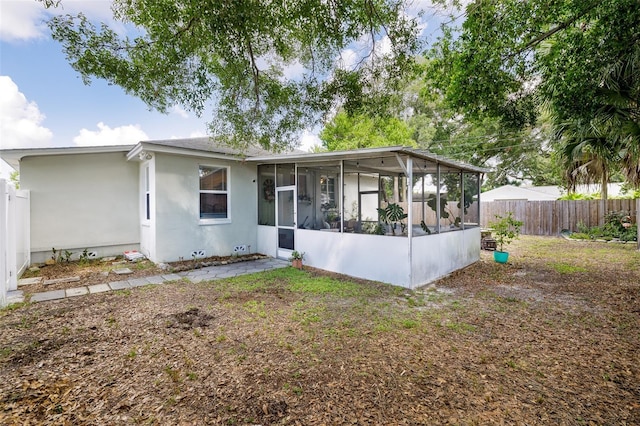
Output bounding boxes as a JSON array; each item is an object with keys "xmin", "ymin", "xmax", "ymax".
[{"xmin": 1, "ymin": 179, "xmax": 30, "ymax": 307}]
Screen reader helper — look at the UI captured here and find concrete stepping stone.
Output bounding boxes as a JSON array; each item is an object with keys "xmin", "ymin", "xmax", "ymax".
[
  {"xmin": 31, "ymin": 290, "xmax": 66, "ymax": 302},
  {"xmin": 109, "ymin": 281, "xmax": 131, "ymax": 290},
  {"xmin": 146, "ymin": 275, "xmax": 166, "ymax": 285},
  {"xmin": 7, "ymin": 290, "xmax": 24, "ymax": 304},
  {"xmin": 66, "ymin": 287, "xmax": 89, "ymax": 297},
  {"xmin": 129, "ymin": 278, "xmax": 151, "ymax": 287},
  {"xmin": 113, "ymin": 268, "xmax": 133, "ymax": 275},
  {"xmin": 18, "ymin": 277, "xmax": 42, "ymax": 286},
  {"xmin": 161, "ymin": 274, "xmax": 182, "ymax": 282},
  {"xmin": 43, "ymin": 276, "xmax": 80, "ymax": 286},
  {"xmin": 88, "ymin": 284, "xmax": 111, "ymax": 294}
]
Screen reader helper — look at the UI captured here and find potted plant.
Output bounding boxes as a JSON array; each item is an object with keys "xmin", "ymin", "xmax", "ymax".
[
  {"xmin": 377, "ymin": 203, "xmax": 408, "ymax": 236},
  {"xmin": 289, "ymin": 250, "xmax": 305, "ymax": 269},
  {"xmin": 489, "ymin": 212, "xmax": 523, "ymax": 263}
]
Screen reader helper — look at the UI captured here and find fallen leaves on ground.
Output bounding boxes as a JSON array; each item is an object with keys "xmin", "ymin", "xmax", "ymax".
[{"xmin": 1, "ymin": 236, "xmax": 639, "ymax": 425}]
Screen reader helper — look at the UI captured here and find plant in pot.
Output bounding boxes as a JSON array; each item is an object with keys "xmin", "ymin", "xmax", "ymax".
[
  {"xmin": 488, "ymin": 212, "xmax": 523, "ymax": 263},
  {"xmin": 289, "ymin": 250, "xmax": 305, "ymax": 269},
  {"xmin": 377, "ymin": 203, "xmax": 408, "ymax": 236}
]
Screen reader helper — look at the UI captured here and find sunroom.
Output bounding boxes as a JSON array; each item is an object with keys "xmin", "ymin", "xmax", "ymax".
[{"xmin": 250, "ymin": 146, "xmax": 486, "ymax": 289}]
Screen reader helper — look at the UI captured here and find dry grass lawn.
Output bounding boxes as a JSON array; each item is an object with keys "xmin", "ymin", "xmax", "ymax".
[{"xmin": 1, "ymin": 236, "xmax": 639, "ymax": 425}]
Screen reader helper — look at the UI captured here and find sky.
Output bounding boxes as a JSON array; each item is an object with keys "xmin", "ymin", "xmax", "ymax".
[{"xmin": 0, "ymin": 0, "xmax": 450, "ymax": 179}]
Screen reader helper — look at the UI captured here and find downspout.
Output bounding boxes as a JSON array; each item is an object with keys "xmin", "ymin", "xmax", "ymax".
[
  {"xmin": 407, "ymin": 157, "xmax": 413, "ymax": 287},
  {"xmin": 436, "ymin": 163, "xmax": 441, "ymax": 234},
  {"xmin": 340, "ymin": 160, "xmax": 344, "ymax": 232},
  {"xmin": 460, "ymin": 172, "xmax": 465, "ymax": 230}
]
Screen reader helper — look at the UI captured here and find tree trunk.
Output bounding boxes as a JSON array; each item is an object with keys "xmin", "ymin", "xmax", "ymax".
[{"xmin": 601, "ymin": 170, "xmax": 608, "ymax": 226}]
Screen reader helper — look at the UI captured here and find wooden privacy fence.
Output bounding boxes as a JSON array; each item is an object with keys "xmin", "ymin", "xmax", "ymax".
[{"xmin": 481, "ymin": 199, "xmax": 638, "ymax": 236}]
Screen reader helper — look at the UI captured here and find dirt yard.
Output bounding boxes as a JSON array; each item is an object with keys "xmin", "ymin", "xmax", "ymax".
[{"xmin": 1, "ymin": 236, "xmax": 639, "ymax": 425}]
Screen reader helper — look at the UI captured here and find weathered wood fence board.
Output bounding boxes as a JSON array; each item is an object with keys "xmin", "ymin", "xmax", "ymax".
[{"xmin": 481, "ymin": 199, "xmax": 637, "ymax": 236}]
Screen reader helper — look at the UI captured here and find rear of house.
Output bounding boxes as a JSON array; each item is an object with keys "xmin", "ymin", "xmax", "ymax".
[{"xmin": 2, "ymin": 138, "xmax": 486, "ymax": 290}]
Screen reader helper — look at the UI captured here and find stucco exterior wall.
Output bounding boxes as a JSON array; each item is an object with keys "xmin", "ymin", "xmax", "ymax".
[
  {"xmin": 410, "ymin": 228, "xmax": 480, "ymax": 287},
  {"xmin": 152, "ymin": 153, "xmax": 258, "ymax": 262},
  {"xmin": 20, "ymin": 152, "xmax": 140, "ymax": 262}
]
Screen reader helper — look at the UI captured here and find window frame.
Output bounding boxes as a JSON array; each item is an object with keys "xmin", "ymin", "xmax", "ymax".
[{"xmin": 199, "ymin": 164, "xmax": 231, "ymax": 225}]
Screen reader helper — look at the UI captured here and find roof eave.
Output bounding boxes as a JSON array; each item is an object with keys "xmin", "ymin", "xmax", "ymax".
[{"xmin": 0, "ymin": 145, "xmax": 135, "ymax": 171}]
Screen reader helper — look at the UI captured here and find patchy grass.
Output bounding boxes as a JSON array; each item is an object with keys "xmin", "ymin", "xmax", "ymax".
[
  {"xmin": 549, "ymin": 262, "xmax": 588, "ymax": 274},
  {"xmin": 1, "ymin": 236, "xmax": 639, "ymax": 425}
]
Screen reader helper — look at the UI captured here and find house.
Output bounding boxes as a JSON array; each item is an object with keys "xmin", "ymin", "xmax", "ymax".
[
  {"xmin": 482, "ymin": 183, "xmax": 626, "ymax": 202},
  {"xmin": 1, "ymin": 138, "xmax": 486, "ymax": 289}
]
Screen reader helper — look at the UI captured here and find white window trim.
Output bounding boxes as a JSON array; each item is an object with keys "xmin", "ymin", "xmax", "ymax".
[{"xmin": 199, "ymin": 164, "xmax": 231, "ymax": 225}]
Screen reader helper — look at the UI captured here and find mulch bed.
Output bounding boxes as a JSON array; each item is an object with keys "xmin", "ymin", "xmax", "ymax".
[{"xmin": 18, "ymin": 254, "xmax": 269, "ymax": 295}]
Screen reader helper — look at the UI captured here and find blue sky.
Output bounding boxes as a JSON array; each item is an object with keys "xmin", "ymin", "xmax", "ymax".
[
  {"xmin": 0, "ymin": 0, "xmax": 450, "ymax": 179},
  {"xmin": 0, "ymin": 0, "xmax": 215, "ymax": 178}
]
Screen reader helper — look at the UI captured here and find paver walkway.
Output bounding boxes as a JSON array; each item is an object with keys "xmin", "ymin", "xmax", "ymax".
[{"xmin": 25, "ymin": 258, "xmax": 290, "ymax": 303}]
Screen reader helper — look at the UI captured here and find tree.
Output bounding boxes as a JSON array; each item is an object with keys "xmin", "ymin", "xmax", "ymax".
[
  {"xmin": 43, "ymin": 0, "xmax": 422, "ymax": 151},
  {"xmin": 405, "ymin": 63, "xmax": 562, "ymax": 188},
  {"xmin": 320, "ymin": 112, "xmax": 414, "ymax": 151},
  {"xmin": 427, "ymin": 0, "xmax": 639, "ymax": 130},
  {"xmin": 9, "ymin": 171, "xmax": 19, "ymax": 189}
]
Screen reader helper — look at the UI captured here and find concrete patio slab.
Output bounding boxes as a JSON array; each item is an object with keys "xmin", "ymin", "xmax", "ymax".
[{"xmin": 30, "ymin": 290, "xmax": 66, "ymax": 302}]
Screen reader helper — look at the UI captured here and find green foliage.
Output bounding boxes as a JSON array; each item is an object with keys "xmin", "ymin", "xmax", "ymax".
[
  {"xmin": 78, "ymin": 248, "xmax": 90, "ymax": 265},
  {"xmin": 570, "ymin": 211, "xmax": 637, "ymax": 242},
  {"xmin": 288, "ymin": 251, "xmax": 305, "ymax": 261},
  {"xmin": 426, "ymin": 0, "xmax": 640, "ymax": 190},
  {"xmin": 9, "ymin": 171, "xmax": 19, "ymax": 189},
  {"xmin": 489, "ymin": 212, "xmax": 523, "ymax": 252},
  {"xmin": 320, "ymin": 112, "xmax": 415, "ymax": 151},
  {"xmin": 557, "ymin": 193, "xmax": 598, "ymax": 201},
  {"xmin": 377, "ymin": 203, "xmax": 407, "ymax": 235},
  {"xmin": 44, "ymin": 1, "xmax": 421, "ymax": 151}
]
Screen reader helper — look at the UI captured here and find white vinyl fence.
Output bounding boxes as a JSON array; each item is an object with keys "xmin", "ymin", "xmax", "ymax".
[{"xmin": 1, "ymin": 179, "xmax": 30, "ymax": 307}]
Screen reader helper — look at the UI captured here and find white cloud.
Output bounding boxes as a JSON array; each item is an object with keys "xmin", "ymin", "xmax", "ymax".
[
  {"xmin": 1, "ymin": 0, "xmax": 118, "ymax": 42},
  {"xmin": 73, "ymin": 122, "xmax": 147, "ymax": 146},
  {"xmin": 0, "ymin": 75, "xmax": 53, "ymax": 149},
  {"xmin": 0, "ymin": 0, "xmax": 48, "ymax": 41},
  {"xmin": 170, "ymin": 105, "xmax": 189, "ymax": 118},
  {"xmin": 298, "ymin": 129, "xmax": 322, "ymax": 152}
]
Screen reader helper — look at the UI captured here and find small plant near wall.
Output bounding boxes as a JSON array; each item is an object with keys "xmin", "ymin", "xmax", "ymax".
[
  {"xmin": 489, "ymin": 212, "xmax": 523, "ymax": 263},
  {"xmin": 289, "ymin": 251, "xmax": 305, "ymax": 269}
]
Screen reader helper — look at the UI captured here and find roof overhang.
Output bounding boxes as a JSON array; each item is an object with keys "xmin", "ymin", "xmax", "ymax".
[
  {"xmin": 248, "ymin": 146, "xmax": 488, "ymax": 174},
  {"xmin": 126, "ymin": 141, "xmax": 257, "ymax": 162},
  {"xmin": 0, "ymin": 145, "xmax": 135, "ymax": 172}
]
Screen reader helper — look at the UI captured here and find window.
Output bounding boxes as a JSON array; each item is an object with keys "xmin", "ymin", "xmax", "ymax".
[
  {"xmin": 199, "ymin": 166, "xmax": 229, "ymax": 220},
  {"xmin": 144, "ymin": 165, "xmax": 150, "ymax": 221}
]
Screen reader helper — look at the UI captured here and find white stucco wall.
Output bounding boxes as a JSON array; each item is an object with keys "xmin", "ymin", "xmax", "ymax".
[
  {"xmin": 296, "ymin": 229, "xmax": 410, "ymax": 287},
  {"xmin": 152, "ymin": 153, "xmax": 258, "ymax": 262},
  {"xmin": 410, "ymin": 228, "xmax": 480, "ymax": 287},
  {"xmin": 20, "ymin": 152, "xmax": 140, "ymax": 262},
  {"xmin": 256, "ymin": 225, "xmax": 277, "ymax": 258}
]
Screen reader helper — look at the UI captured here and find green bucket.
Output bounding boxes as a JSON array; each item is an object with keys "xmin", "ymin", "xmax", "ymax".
[{"xmin": 494, "ymin": 251, "xmax": 509, "ymax": 264}]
